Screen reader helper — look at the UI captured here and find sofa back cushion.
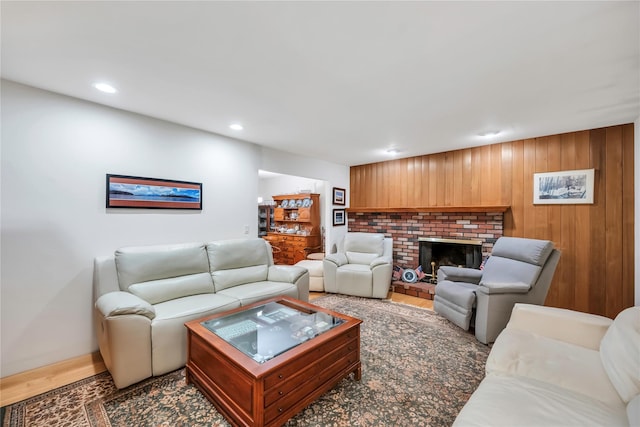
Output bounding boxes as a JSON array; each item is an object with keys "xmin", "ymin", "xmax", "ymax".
[
  {"xmin": 207, "ymin": 239, "xmax": 270, "ymax": 291},
  {"xmin": 491, "ymin": 237, "xmax": 554, "ymax": 266},
  {"xmin": 115, "ymin": 242, "xmax": 214, "ymax": 304},
  {"xmin": 343, "ymin": 233, "xmax": 385, "ymax": 265},
  {"xmin": 600, "ymin": 306, "xmax": 640, "ymax": 403},
  {"xmin": 480, "ymin": 237, "xmax": 555, "ymax": 289}
]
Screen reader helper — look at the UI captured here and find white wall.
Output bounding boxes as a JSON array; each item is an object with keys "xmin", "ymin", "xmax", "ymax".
[{"xmin": 0, "ymin": 80, "xmax": 350, "ymax": 376}]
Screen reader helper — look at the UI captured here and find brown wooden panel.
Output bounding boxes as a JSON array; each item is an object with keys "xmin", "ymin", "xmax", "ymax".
[
  {"xmin": 508, "ymin": 140, "xmax": 524, "ymax": 237},
  {"xmin": 349, "ymin": 124, "xmax": 635, "ymax": 318},
  {"xmin": 545, "ymin": 135, "xmax": 563, "ymax": 307},
  {"xmin": 452, "ymin": 150, "xmax": 464, "ymax": 206},
  {"xmin": 434, "ymin": 153, "xmax": 446, "ymax": 206},
  {"xmin": 621, "ymin": 124, "xmax": 635, "ymax": 308},
  {"xmin": 444, "ymin": 152, "xmax": 454, "ymax": 206},
  {"xmin": 398, "ymin": 159, "xmax": 413, "ymax": 206},
  {"xmin": 605, "ymin": 126, "xmax": 623, "ymax": 318},
  {"xmin": 573, "ymin": 131, "xmax": 592, "ymax": 312},
  {"xmin": 589, "ymin": 128, "xmax": 607, "ymax": 316},
  {"xmin": 461, "ymin": 149, "xmax": 473, "ymax": 206},
  {"xmin": 428, "ymin": 155, "xmax": 438, "ymax": 206}
]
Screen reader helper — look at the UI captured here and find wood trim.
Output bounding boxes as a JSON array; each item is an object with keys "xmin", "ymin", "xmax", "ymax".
[
  {"xmin": 0, "ymin": 352, "xmax": 106, "ymax": 407},
  {"xmin": 346, "ymin": 206, "xmax": 510, "ymax": 213}
]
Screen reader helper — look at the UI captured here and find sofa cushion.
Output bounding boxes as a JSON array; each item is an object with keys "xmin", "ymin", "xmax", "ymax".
[
  {"xmin": 115, "ymin": 243, "xmax": 214, "ymax": 304},
  {"xmin": 129, "ymin": 273, "xmax": 215, "ymax": 305},
  {"xmin": 487, "ymin": 328, "xmax": 623, "ymax": 406},
  {"xmin": 480, "ymin": 256, "xmax": 542, "ymax": 290},
  {"xmin": 600, "ymin": 306, "xmax": 640, "ymax": 403},
  {"xmin": 207, "ymin": 239, "xmax": 270, "ymax": 291},
  {"xmin": 151, "ymin": 293, "xmax": 242, "ymax": 376},
  {"xmin": 454, "ymin": 374, "xmax": 627, "ymax": 427},
  {"xmin": 212, "ymin": 265, "xmax": 269, "ymax": 292},
  {"xmin": 207, "ymin": 238, "xmax": 271, "ymax": 271},
  {"xmin": 216, "ymin": 281, "xmax": 299, "ymax": 306}
]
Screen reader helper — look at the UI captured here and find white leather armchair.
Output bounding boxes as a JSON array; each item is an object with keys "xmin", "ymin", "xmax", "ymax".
[{"xmin": 323, "ymin": 232, "xmax": 393, "ymax": 299}]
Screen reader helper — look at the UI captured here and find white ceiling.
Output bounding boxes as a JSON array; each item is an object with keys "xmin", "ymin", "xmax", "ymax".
[{"xmin": 2, "ymin": 1, "xmax": 639, "ymax": 167}]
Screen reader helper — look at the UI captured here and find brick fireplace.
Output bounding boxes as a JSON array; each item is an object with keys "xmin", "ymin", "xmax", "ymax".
[{"xmin": 348, "ymin": 210, "xmax": 504, "ymax": 299}]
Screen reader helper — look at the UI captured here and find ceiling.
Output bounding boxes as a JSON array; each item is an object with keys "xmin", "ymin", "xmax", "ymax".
[{"xmin": 2, "ymin": 1, "xmax": 639, "ymax": 167}]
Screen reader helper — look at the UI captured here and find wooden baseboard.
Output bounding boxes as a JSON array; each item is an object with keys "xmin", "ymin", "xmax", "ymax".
[{"xmin": 0, "ymin": 352, "xmax": 106, "ymax": 407}]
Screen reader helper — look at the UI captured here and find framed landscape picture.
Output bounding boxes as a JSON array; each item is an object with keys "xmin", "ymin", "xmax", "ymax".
[
  {"xmin": 533, "ymin": 169, "xmax": 594, "ymax": 205},
  {"xmin": 106, "ymin": 174, "xmax": 202, "ymax": 210},
  {"xmin": 333, "ymin": 209, "xmax": 346, "ymax": 226},
  {"xmin": 333, "ymin": 187, "xmax": 346, "ymax": 205}
]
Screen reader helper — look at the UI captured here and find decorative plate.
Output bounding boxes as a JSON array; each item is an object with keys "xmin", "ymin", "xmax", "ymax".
[
  {"xmin": 402, "ymin": 269, "xmax": 418, "ymax": 283},
  {"xmin": 295, "ymin": 199, "xmax": 303, "ymax": 208},
  {"xmin": 281, "ymin": 200, "xmax": 288, "ymax": 208},
  {"xmin": 302, "ymin": 198, "xmax": 311, "ymax": 207},
  {"xmin": 289, "ymin": 199, "xmax": 296, "ymax": 207}
]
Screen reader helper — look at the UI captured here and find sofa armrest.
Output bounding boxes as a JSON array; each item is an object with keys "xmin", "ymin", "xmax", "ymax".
[
  {"xmin": 438, "ymin": 266, "xmax": 482, "ymax": 284},
  {"xmin": 477, "ymin": 281, "xmax": 530, "ymax": 295},
  {"xmin": 370, "ymin": 255, "xmax": 392, "ymax": 268},
  {"xmin": 267, "ymin": 265, "xmax": 307, "ymax": 283},
  {"xmin": 95, "ymin": 291, "xmax": 156, "ymax": 320},
  {"xmin": 505, "ymin": 303, "xmax": 613, "ymax": 350},
  {"xmin": 324, "ymin": 253, "xmax": 348, "ymax": 267}
]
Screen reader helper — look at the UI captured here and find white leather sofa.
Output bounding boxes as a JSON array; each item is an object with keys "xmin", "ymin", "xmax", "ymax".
[
  {"xmin": 454, "ymin": 303, "xmax": 640, "ymax": 426},
  {"xmin": 93, "ymin": 238, "xmax": 309, "ymax": 389}
]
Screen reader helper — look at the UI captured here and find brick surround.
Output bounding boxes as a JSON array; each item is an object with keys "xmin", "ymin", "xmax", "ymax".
[{"xmin": 348, "ymin": 211, "xmax": 504, "ymax": 270}]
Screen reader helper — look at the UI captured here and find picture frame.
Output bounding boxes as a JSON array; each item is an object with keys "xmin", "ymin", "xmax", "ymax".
[
  {"xmin": 533, "ymin": 169, "xmax": 594, "ymax": 205},
  {"xmin": 333, "ymin": 209, "xmax": 346, "ymax": 226},
  {"xmin": 106, "ymin": 174, "xmax": 202, "ymax": 210},
  {"xmin": 332, "ymin": 187, "xmax": 346, "ymax": 205}
]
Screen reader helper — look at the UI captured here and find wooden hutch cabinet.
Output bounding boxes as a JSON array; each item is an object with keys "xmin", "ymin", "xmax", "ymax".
[{"xmin": 263, "ymin": 193, "xmax": 321, "ymax": 265}]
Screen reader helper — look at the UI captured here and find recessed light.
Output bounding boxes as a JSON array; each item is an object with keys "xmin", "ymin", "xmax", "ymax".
[
  {"xmin": 229, "ymin": 123, "xmax": 244, "ymax": 131},
  {"xmin": 93, "ymin": 82, "xmax": 117, "ymax": 94},
  {"xmin": 386, "ymin": 148, "xmax": 401, "ymax": 155},
  {"xmin": 477, "ymin": 130, "xmax": 501, "ymax": 138}
]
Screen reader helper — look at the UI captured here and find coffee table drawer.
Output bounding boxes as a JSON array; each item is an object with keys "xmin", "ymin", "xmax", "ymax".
[
  {"xmin": 264, "ymin": 341, "xmax": 359, "ymax": 424},
  {"xmin": 264, "ymin": 328, "xmax": 359, "ymax": 390},
  {"xmin": 264, "ymin": 336, "xmax": 358, "ymax": 407}
]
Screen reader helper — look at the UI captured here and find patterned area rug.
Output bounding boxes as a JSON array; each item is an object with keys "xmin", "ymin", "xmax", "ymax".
[{"xmin": 3, "ymin": 295, "xmax": 489, "ymax": 426}]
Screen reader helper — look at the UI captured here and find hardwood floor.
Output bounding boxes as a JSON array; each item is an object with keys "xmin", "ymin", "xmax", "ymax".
[{"xmin": 0, "ymin": 292, "xmax": 433, "ymax": 407}]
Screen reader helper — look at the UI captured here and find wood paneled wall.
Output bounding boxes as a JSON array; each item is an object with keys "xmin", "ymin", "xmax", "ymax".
[{"xmin": 350, "ymin": 124, "xmax": 635, "ymax": 318}]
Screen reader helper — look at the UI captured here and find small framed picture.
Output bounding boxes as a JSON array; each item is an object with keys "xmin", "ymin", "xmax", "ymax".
[
  {"xmin": 333, "ymin": 209, "xmax": 346, "ymax": 226},
  {"xmin": 533, "ymin": 169, "xmax": 595, "ymax": 204},
  {"xmin": 332, "ymin": 187, "xmax": 346, "ymax": 205}
]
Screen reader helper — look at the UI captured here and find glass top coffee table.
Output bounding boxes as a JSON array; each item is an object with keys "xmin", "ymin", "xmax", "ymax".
[{"xmin": 185, "ymin": 296, "xmax": 362, "ymax": 427}]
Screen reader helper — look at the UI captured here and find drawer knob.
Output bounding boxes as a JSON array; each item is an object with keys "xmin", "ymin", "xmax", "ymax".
[
  {"xmin": 279, "ymin": 391, "xmax": 284, "ymax": 395},
  {"xmin": 278, "ymin": 374, "xmax": 283, "ymax": 379},
  {"xmin": 279, "ymin": 407, "xmax": 284, "ymax": 413}
]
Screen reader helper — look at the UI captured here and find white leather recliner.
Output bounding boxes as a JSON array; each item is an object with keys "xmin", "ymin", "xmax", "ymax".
[{"xmin": 323, "ymin": 232, "xmax": 393, "ymax": 299}]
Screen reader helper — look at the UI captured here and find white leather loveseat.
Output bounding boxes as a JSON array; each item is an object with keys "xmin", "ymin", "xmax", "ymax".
[
  {"xmin": 93, "ymin": 238, "xmax": 309, "ymax": 389},
  {"xmin": 454, "ymin": 303, "xmax": 640, "ymax": 426}
]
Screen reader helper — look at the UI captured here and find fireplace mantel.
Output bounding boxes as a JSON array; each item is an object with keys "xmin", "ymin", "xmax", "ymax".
[{"xmin": 346, "ymin": 205, "xmax": 510, "ymax": 213}]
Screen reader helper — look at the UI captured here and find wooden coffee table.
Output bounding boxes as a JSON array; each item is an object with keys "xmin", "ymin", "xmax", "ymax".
[{"xmin": 185, "ymin": 296, "xmax": 362, "ymax": 427}]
